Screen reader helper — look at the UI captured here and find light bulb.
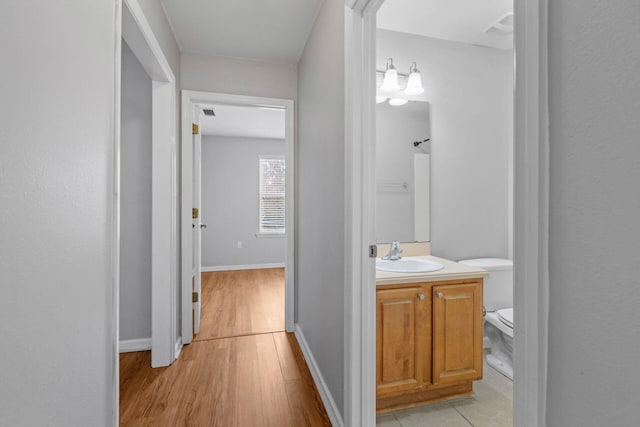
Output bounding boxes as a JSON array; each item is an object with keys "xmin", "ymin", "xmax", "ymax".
[{"xmin": 388, "ymin": 98, "xmax": 408, "ymax": 106}]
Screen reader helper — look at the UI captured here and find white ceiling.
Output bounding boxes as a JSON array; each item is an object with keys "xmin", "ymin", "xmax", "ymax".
[
  {"xmin": 160, "ymin": 0, "xmax": 512, "ymax": 136},
  {"xmin": 377, "ymin": 0, "xmax": 513, "ymax": 50},
  {"xmin": 199, "ymin": 104, "xmax": 285, "ymax": 139},
  {"xmin": 161, "ymin": 0, "xmax": 323, "ymax": 64}
]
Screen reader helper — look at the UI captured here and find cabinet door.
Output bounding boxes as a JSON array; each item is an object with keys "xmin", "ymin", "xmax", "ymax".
[
  {"xmin": 376, "ymin": 286, "xmax": 429, "ymax": 398},
  {"xmin": 432, "ymin": 281, "xmax": 483, "ymax": 385}
]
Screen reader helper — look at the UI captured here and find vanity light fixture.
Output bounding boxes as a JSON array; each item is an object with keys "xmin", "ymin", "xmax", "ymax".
[
  {"xmin": 380, "ymin": 58, "xmax": 400, "ymax": 93},
  {"xmin": 404, "ymin": 62, "xmax": 424, "ymax": 95},
  {"xmin": 376, "ymin": 58, "xmax": 425, "ymax": 106}
]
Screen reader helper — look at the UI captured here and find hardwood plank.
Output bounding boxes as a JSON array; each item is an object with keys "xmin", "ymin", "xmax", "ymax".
[
  {"xmin": 273, "ymin": 331, "xmax": 302, "ymax": 381},
  {"xmin": 121, "ymin": 333, "xmax": 330, "ymax": 426},
  {"xmin": 196, "ymin": 268, "xmax": 285, "ymax": 341},
  {"xmin": 121, "ymin": 269, "xmax": 330, "ymax": 426},
  {"xmin": 280, "ymin": 333, "xmax": 332, "ymax": 427}
]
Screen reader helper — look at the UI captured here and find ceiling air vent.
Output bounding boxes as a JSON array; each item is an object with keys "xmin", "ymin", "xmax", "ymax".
[
  {"xmin": 484, "ymin": 12, "xmax": 514, "ymax": 35},
  {"xmin": 203, "ymin": 108, "xmax": 215, "ymax": 117}
]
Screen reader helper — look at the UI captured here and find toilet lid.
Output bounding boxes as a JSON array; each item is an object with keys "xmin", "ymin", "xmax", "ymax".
[{"xmin": 497, "ymin": 308, "xmax": 513, "ymax": 328}]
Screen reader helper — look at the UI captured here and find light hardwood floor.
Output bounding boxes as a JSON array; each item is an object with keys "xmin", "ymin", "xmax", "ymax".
[
  {"xmin": 195, "ymin": 268, "xmax": 285, "ymax": 341},
  {"xmin": 120, "ymin": 268, "xmax": 330, "ymax": 426}
]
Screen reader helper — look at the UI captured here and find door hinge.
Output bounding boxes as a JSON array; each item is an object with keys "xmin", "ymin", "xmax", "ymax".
[
  {"xmin": 192, "ymin": 208, "xmax": 199, "ymax": 219},
  {"xmin": 192, "ymin": 123, "xmax": 199, "ymax": 135},
  {"xmin": 192, "ymin": 292, "xmax": 199, "ymax": 303},
  {"xmin": 369, "ymin": 245, "xmax": 378, "ymax": 258}
]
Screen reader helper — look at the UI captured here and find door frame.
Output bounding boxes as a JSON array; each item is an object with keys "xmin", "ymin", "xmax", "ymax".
[
  {"xmin": 120, "ymin": 0, "xmax": 177, "ymax": 368},
  {"xmin": 180, "ymin": 90, "xmax": 296, "ymax": 345},
  {"xmin": 113, "ymin": 0, "xmax": 178, "ymax": 422},
  {"xmin": 344, "ymin": 0, "xmax": 550, "ymax": 426}
]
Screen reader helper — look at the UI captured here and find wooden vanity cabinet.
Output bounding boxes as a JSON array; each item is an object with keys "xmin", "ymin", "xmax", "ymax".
[
  {"xmin": 376, "ymin": 279, "xmax": 483, "ymax": 412},
  {"xmin": 376, "ymin": 286, "xmax": 430, "ymax": 398}
]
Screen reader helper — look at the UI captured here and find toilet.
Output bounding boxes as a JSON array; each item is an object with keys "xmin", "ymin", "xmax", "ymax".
[{"xmin": 458, "ymin": 258, "xmax": 514, "ymax": 380}]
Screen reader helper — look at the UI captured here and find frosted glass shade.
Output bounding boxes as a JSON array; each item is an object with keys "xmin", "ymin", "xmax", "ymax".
[
  {"xmin": 376, "ymin": 96, "xmax": 387, "ymax": 104},
  {"xmin": 380, "ymin": 69, "xmax": 400, "ymax": 93},
  {"xmin": 404, "ymin": 71, "xmax": 424, "ymax": 95}
]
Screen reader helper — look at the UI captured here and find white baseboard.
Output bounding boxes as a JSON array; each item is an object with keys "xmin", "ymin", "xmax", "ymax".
[
  {"xmin": 295, "ymin": 325, "xmax": 344, "ymax": 427},
  {"xmin": 119, "ymin": 337, "xmax": 151, "ymax": 353},
  {"xmin": 175, "ymin": 336, "xmax": 183, "ymax": 359},
  {"xmin": 201, "ymin": 262, "xmax": 285, "ymax": 272}
]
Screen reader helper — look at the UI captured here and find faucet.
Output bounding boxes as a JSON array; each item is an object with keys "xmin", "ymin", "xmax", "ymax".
[{"xmin": 382, "ymin": 240, "xmax": 403, "ymax": 261}]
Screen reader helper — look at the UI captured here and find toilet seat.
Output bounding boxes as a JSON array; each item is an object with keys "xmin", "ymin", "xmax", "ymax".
[
  {"xmin": 497, "ymin": 308, "xmax": 513, "ymax": 329},
  {"xmin": 485, "ymin": 311, "xmax": 513, "ymax": 338}
]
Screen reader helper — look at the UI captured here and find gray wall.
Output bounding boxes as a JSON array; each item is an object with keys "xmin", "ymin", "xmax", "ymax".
[
  {"xmin": 546, "ymin": 1, "xmax": 640, "ymax": 425},
  {"xmin": 201, "ymin": 136, "xmax": 286, "ymax": 267},
  {"xmin": 0, "ymin": 2, "xmax": 117, "ymax": 425},
  {"xmin": 181, "ymin": 53, "xmax": 298, "ymax": 101},
  {"xmin": 377, "ymin": 30, "xmax": 513, "ymax": 261},
  {"xmin": 120, "ymin": 41, "xmax": 152, "ymax": 341},
  {"xmin": 297, "ymin": 0, "xmax": 345, "ymax": 418}
]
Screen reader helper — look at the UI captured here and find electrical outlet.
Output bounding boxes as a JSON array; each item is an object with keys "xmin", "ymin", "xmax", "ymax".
[{"xmin": 237, "ymin": 241, "xmax": 242, "ymax": 249}]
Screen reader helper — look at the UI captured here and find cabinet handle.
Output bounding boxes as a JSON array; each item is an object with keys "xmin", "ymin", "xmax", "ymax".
[
  {"xmin": 417, "ymin": 293, "xmax": 425, "ymax": 300},
  {"xmin": 436, "ymin": 292, "xmax": 444, "ymax": 298}
]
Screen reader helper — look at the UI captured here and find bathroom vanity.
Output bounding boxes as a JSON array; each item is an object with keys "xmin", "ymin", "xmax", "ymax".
[{"xmin": 376, "ymin": 255, "xmax": 488, "ymax": 413}]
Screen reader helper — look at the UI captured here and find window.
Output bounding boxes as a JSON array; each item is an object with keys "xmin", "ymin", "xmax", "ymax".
[{"xmin": 259, "ymin": 156, "xmax": 285, "ymax": 234}]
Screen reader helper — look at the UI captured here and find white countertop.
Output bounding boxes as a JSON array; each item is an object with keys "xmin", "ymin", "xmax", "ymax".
[{"xmin": 376, "ymin": 255, "xmax": 489, "ymax": 286}]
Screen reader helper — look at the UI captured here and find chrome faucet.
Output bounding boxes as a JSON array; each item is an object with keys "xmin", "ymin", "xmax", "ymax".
[{"xmin": 382, "ymin": 240, "xmax": 403, "ymax": 261}]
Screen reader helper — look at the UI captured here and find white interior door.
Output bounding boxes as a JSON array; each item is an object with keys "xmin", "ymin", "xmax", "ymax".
[{"xmin": 192, "ymin": 109, "xmax": 203, "ymax": 335}]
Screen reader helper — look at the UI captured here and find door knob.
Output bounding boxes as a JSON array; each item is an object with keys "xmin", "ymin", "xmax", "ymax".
[
  {"xmin": 436, "ymin": 292, "xmax": 444, "ymax": 298},
  {"xmin": 417, "ymin": 293, "xmax": 425, "ymax": 300},
  {"xmin": 200, "ymin": 223, "xmax": 207, "ymax": 229}
]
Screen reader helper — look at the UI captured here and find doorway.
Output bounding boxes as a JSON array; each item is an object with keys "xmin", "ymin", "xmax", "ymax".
[
  {"xmin": 118, "ymin": 0, "xmax": 177, "ymax": 369},
  {"xmin": 374, "ymin": 1, "xmax": 514, "ymax": 424},
  {"xmin": 193, "ymin": 102, "xmax": 290, "ymax": 341},
  {"xmin": 181, "ymin": 91, "xmax": 296, "ymax": 345},
  {"xmin": 344, "ymin": 0, "xmax": 550, "ymax": 425}
]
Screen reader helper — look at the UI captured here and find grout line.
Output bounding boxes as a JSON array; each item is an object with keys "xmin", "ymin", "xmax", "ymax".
[
  {"xmin": 391, "ymin": 411, "xmax": 403, "ymax": 426},
  {"xmin": 452, "ymin": 404, "xmax": 475, "ymax": 427},
  {"xmin": 192, "ymin": 329, "xmax": 285, "ymax": 343}
]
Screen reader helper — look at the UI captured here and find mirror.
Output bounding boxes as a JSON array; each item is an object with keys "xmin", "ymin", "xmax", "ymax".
[{"xmin": 375, "ymin": 100, "xmax": 431, "ymax": 244}]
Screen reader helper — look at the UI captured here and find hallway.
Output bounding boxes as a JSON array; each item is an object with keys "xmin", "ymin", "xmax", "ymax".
[{"xmin": 120, "ymin": 269, "xmax": 330, "ymax": 426}]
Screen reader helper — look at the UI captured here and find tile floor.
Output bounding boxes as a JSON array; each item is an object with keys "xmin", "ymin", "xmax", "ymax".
[{"xmin": 377, "ymin": 360, "xmax": 513, "ymax": 427}]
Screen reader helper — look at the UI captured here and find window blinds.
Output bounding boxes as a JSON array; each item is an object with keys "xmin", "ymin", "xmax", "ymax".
[{"xmin": 259, "ymin": 156, "xmax": 285, "ymax": 234}]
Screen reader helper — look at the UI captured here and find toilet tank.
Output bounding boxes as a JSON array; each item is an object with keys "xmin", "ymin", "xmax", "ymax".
[{"xmin": 458, "ymin": 258, "xmax": 513, "ymax": 311}]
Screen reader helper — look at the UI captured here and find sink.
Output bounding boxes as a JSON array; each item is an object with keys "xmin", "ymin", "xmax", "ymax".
[{"xmin": 376, "ymin": 257, "xmax": 444, "ymax": 273}]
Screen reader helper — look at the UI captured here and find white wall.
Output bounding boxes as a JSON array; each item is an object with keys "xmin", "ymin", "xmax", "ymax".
[
  {"xmin": 181, "ymin": 53, "xmax": 298, "ymax": 100},
  {"xmin": 376, "ymin": 102, "xmax": 431, "ymax": 243},
  {"xmin": 0, "ymin": 2, "xmax": 117, "ymax": 425},
  {"xmin": 201, "ymin": 136, "xmax": 285, "ymax": 268},
  {"xmin": 137, "ymin": 0, "xmax": 180, "ymax": 76},
  {"xmin": 120, "ymin": 41, "xmax": 152, "ymax": 341},
  {"xmin": 546, "ymin": 1, "xmax": 640, "ymax": 425},
  {"xmin": 297, "ymin": 0, "xmax": 345, "ymax": 418},
  {"xmin": 377, "ymin": 29, "xmax": 513, "ymax": 261}
]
